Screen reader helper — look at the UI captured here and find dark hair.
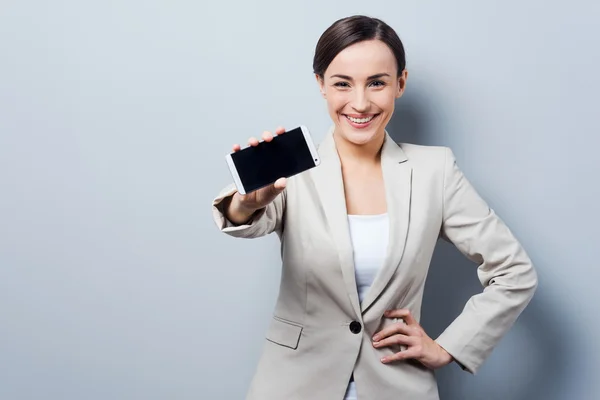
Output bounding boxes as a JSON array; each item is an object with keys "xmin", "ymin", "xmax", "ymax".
[{"xmin": 313, "ymin": 15, "xmax": 406, "ymax": 78}]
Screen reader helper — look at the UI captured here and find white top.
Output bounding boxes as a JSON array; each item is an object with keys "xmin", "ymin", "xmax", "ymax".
[
  {"xmin": 344, "ymin": 213, "xmax": 389, "ymax": 400},
  {"xmin": 348, "ymin": 213, "xmax": 389, "ymax": 304}
]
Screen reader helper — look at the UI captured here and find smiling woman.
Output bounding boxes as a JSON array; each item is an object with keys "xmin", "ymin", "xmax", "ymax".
[
  {"xmin": 211, "ymin": 15, "xmax": 537, "ymax": 400},
  {"xmin": 314, "ymin": 17, "xmax": 407, "ymax": 152},
  {"xmin": 316, "ymin": 39, "xmax": 405, "ymax": 147}
]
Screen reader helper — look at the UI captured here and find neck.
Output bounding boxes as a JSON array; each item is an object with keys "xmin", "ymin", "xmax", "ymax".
[{"xmin": 333, "ymin": 129, "xmax": 385, "ymax": 167}]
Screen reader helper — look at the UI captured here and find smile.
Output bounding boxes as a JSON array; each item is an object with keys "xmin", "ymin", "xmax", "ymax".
[
  {"xmin": 346, "ymin": 115, "xmax": 375, "ymax": 124},
  {"xmin": 345, "ymin": 114, "xmax": 377, "ymax": 124}
]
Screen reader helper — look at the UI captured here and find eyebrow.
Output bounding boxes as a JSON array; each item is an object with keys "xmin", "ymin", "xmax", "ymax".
[{"xmin": 329, "ymin": 73, "xmax": 391, "ymax": 80}]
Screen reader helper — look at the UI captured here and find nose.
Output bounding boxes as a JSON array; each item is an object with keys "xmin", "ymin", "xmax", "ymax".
[{"xmin": 351, "ymin": 88, "xmax": 369, "ymax": 113}]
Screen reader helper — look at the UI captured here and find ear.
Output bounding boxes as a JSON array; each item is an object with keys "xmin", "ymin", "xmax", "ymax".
[
  {"xmin": 396, "ymin": 69, "xmax": 408, "ymax": 99},
  {"xmin": 315, "ymin": 74, "xmax": 326, "ymax": 98}
]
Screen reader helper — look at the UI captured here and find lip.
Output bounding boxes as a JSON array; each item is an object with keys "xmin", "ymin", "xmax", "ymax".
[{"xmin": 343, "ymin": 113, "xmax": 380, "ymax": 129}]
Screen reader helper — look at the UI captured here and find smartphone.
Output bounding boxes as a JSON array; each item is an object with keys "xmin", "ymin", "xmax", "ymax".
[{"xmin": 225, "ymin": 125, "xmax": 321, "ymax": 195}]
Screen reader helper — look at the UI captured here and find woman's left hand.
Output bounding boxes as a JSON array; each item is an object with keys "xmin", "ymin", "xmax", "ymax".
[{"xmin": 372, "ymin": 309, "xmax": 454, "ymax": 369}]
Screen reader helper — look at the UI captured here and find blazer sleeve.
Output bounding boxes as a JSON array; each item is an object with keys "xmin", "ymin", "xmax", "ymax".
[
  {"xmin": 211, "ymin": 183, "xmax": 286, "ymax": 238},
  {"xmin": 434, "ymin": 148, "xmax": 538, "ymax": 374}
]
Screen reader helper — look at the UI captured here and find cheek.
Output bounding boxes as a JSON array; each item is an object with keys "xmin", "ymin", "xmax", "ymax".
[
  {"xmin": 326, "ymin": 93, "xmax": 348, "ymax": 113},
  {"xmin": 373, "ymin": 91, "xmax": 397, "ymax": 112}
]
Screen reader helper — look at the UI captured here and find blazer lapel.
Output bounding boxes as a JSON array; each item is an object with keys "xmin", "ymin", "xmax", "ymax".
[
  {"xmin": 311, "ymin": 128, "xmax": 362, "ymax": 319},
  {"xmin": 360, "ymin": 133, "xmax": 413, "ymax": 313},
  {"xmin": 311, "ymin": 128, "xmax": 413, "ymax": 318}
]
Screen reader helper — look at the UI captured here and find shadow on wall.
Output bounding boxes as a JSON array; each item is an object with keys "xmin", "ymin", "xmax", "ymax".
[{"xmin": 387, "ymin": 90, "xmax": 567, "ymax": 400}]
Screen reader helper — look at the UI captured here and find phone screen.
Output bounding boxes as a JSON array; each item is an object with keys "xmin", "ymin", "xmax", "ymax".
[{"xmin": 230, "ymin": 127, "xmax": 317, "ymax": 193}]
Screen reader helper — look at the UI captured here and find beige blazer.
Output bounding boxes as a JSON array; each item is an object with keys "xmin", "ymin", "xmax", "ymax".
[{"xmin": 212, "ymin": 127, "xmax": 537, "ymax": 400}]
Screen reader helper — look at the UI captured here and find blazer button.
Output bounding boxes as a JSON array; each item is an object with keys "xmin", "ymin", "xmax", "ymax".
[{"xmin": 349, "ymin": 321, "xmax": 362, "ymax": 334}]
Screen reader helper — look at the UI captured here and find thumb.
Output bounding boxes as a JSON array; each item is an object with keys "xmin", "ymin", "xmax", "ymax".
[
  {"xmin": 265, "ymin": 177, "xmax": 286, "ymax": 199},
  {"xmin": 273, "ymin": 177, "xmax": 287, "ymax": 191}
]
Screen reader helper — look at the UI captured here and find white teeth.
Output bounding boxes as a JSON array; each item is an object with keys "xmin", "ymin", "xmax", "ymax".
[{"xmin": 347, "ymin": 115, "xmax": 374, "ymax": 123}]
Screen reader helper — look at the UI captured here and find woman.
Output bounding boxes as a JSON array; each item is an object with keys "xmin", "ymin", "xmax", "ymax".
[{"xmin": 212, "ymin": 15, "xmax": 537, "ymax": 400}]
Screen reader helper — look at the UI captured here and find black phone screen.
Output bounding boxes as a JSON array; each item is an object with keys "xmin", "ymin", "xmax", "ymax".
[{"xmin": 230, "ymin": 127, "xmax": 317, "ymax": 193}]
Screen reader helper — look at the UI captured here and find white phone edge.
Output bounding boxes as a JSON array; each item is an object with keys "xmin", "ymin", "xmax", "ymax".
[
  {"xmin": 299, "ymin": 125, "xmax": 321, "ymax": 167},
  {"xmin": 225, "ymin": 152, "xmax": 246, "ymax": 195}
]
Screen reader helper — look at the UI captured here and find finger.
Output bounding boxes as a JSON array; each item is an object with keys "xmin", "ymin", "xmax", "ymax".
[
  {"xmin": 373, "ymin": 334, "xmax": 414, "ymax": 349},
  {"xmin": 248, "ymin": 137, "xmax": 260, "ymax": 146},
  {"xmin": 232, "ymin": 144, "xmax": 241, "ymax": 152},
  {"xmin": 270, "ymin": 179, "xmax": 286, "ymax": 194},
  {"xmin": 384, "ymin": 309, "xmax": 418, "ymax": 326},
  {"xmin": 261, "ymin": 178, "xmax": 286, "ymax": 199},
  {"xmin": 236, "ymin": 191, "xmax": 248, "ymax": 202},
  {"xmin": 273, "ymin": 177, "xmax": 287, "ymax": 190},
  {"xmin": 373, "ymin": 321, "xmax": 412, "ymax": 342},
  {"xmin": 262, "ymin": 131, "xmax": 274, "ymax": 142},
  {"xmin": 274, "ymin": 126, "xmax": 286, "ymax": 135},
  {"xmin": 373, "ymin": 323, "xmax": 409, "ymax": 342},
  {"xmin": 393, "ymin": 323, "xmax": 414, "ymax": 336},
  {"xmin": 381, "ymin": 348, "xmax": 420, "ymax": 364}
]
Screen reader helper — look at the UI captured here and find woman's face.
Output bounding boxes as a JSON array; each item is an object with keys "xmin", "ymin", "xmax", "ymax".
[{"xmin": 317, "ymin": 39, "xmax": 407, "ymax": 149}]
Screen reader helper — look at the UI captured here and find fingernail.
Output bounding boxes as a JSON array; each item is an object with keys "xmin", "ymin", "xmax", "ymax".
[
  {"xmin": 372, "ymin": 336, "xmax": 379, "ymax": 341},
  {"xmin": 381, "ymin": 358, "xmax": 387, "ymax": 363}
]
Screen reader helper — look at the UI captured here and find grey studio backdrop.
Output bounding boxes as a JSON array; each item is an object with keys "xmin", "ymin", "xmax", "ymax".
[{"xmin": 1, "ymin": 1, "xmax": 599, "ymax": 399}]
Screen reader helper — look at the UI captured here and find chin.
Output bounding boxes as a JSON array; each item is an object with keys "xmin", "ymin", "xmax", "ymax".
[
  {"xmin": 347, "ymin": 132, "xmax": 378, "ymax": 146},
  {"xmin": 336, "ymin": 116, "xmax": 384, "ymax": 146}
]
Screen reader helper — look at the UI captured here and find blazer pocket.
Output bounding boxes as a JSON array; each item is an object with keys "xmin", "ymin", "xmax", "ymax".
[{"xmin": 266, "ymin": 316, "xmax": 303, "ymax": 350}]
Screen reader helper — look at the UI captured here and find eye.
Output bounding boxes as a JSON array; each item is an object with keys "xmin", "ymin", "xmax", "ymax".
[
  {"xmin": 370, "ymin": 80, "xmax": 386, "ymax": 87},
  {"xmin": 333, "ymin": 81, "xmax": 350, "ymax": 88}
]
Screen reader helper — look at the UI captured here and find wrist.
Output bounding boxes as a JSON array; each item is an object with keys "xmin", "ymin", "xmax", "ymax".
[
  {"xmin": 438, "ymin": 346, "xmax": 454, "ymax": 366},
  {"xmin": 226, "ymin": 193, "xmax": 258, "ymax": 225}
]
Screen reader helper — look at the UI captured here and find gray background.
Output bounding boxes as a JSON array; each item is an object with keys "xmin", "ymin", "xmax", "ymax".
[{"xmin": 1, "ymin": 0, "xmax": 598, "ymax": 399}]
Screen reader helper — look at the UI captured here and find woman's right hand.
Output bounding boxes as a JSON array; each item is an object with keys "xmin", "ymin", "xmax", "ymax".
[{"xmin": 225, "ymin": 127, "xmax": 288, "ymax": 225}]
